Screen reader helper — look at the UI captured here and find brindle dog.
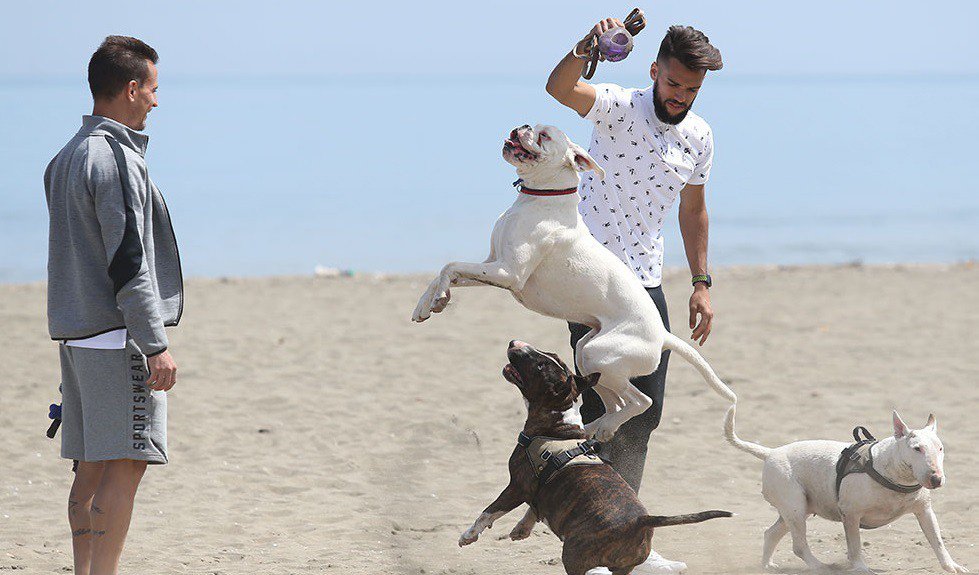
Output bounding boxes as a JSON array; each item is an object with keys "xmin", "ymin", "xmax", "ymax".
[{"xmin": 458, "ymin": 340, "xmax": 731, "ymax": 575}]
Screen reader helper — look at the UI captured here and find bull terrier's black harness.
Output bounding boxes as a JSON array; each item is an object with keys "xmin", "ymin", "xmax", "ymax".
[{"xmin": 835, "ymin": 426, "xmax": 922, "ymax": 499}]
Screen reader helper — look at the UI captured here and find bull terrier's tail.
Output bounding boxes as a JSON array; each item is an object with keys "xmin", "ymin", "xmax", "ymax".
[
  {"xmin": 638, "ymin": 510, "xmax": 733, "ymax": 528},
  {"xmin": 724, "ymin": 404, "xmax": 771, "ymax": 460},
  {"xmin": 662, "ymin": 332, "xmax": 737, "ymax": 404}
]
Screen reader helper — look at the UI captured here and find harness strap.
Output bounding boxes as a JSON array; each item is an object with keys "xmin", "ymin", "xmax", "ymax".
[
  {"xmin": 863, "ymin": 448, "xmax": 923, "ymax": 494},
  {"xmin": 517, "ymin": 431, "xmax": 533, "ymax": 448},
  {"xmin": 539, "ymin": 439, "xmax": 602, "ymax": 485},
  {"xmin": 853, "ymin": 426, "xmax": 875, "ymax": 442}
]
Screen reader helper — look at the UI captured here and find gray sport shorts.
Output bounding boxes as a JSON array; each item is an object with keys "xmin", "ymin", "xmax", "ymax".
[{"xmin": 59, "ymin": 340, "xmax": 168, "ymax": 464}]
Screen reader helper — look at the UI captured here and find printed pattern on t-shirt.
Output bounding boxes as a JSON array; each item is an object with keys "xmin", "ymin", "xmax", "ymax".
[{"xmin": 578, "ymin": 83, "xmax": 714, "ymax": 287}]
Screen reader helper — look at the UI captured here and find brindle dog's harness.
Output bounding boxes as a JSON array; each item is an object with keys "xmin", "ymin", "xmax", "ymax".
[
  {"xmin": 835, "ymin": 426, "xmax": 922, "ymax": 500},
  {"xmin": 517, "ymin": 432, "xmax": 603, "ymax": 491}
]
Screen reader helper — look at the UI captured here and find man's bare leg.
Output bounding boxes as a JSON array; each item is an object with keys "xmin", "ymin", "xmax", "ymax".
[
  {"xmin": 69, "ymin": 461, "xmax": 105, "ymax": 575},
  {"xmin": 89, "ymin": 460, "xmax": 147, "ymax": 575}
]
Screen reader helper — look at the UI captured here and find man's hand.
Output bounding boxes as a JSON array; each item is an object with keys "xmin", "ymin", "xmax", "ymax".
[
  {"xmin": 689, "ymin": 285, "xmax": 713, "ymax": 346},
  {"xmin": 146, "ymin": 350, "xmax": 177, "ymax": 391}
]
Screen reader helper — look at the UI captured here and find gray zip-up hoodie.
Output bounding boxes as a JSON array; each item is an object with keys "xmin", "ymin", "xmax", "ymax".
[{"xmin": 45, "ymin": 115, "xmax": 183, "ymax": 357}]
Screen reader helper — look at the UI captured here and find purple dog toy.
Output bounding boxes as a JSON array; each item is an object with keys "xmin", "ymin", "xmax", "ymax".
[
  {"xmin": 598, "ymin": 27, "xmax": 634, "ymax": 62},
  {"xmin": 579, "ymin": 8, "xmax": 646, "ymax": 80}
]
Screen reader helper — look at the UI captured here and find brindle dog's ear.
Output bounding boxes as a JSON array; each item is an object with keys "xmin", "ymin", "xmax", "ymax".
[{"xmin": 573, "ymin": 372, "xmax": 601, "ymax": 390}]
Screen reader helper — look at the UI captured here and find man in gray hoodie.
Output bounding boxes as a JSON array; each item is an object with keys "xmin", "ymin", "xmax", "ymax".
[{"xmin": 45, "ymin": 36, "xmax": 182, "ymax": 575}]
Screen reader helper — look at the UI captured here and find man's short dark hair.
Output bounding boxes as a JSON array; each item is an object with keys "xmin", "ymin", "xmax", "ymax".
[
  {"xmin": 88, "ymin": 35, "xmax": 158, "ymax": 100},
  {"xmin": 656, "ymin": 26, "xmax": 722, "ymax": 72}
]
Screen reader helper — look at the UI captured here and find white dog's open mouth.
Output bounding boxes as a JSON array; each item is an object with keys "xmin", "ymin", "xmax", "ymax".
[{"xmin": 503, "ymin": 129, "xmax": 539, "ymax": 161}]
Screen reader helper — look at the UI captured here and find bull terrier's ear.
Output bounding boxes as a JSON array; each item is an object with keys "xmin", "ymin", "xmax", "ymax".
[
  {"xmin": 926, "ymin": 413, "xmax": 937, "ymax": 431},
  {"xmin": 892, "ymin": 410, "xmax": 909, "ymax": 438},
  {"xmin": 568, "ymin": 143, "xmax": 606, "ymax": 180},
  {"xmin": 574, "ymin": 372, "xmax": 601, "ymax": 390}
]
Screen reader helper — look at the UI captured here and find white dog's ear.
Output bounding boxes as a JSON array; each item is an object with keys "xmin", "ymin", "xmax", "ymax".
[
  {"xmin": 926, "ymin": 413, "xmax": 937, "ymax": 431},
  {"xmin": 893, "ymin": 410, "xmax": 909, "ymax": 438},
  {"xmin": 568, "ymin": 143, "xmax": 606, "ymax": 180}
]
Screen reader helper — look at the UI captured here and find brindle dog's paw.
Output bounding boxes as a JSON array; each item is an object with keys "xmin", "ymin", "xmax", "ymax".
[
  {"xmin": 509, "ymin": 523, "xmax": 533, "ymax": 540},
  {"xmin": 458, "ymin": 529, "xmax": 479, "ymax": 546}
]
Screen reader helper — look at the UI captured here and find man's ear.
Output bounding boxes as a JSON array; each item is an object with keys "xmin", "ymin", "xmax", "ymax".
[
  {"xmin": 568, "ymin": 143, "xmax": 606, "ymax": 180},
  {"xmin": 893, "ymin": 410, "xmax": 909, "ymax": 439},
  {"xmin": 573, "ymin": 372, "xmax": 601, "ymax": 390}
]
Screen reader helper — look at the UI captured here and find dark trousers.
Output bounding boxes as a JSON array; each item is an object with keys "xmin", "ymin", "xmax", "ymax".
[{"xmin": 568, "ymin": 286, "xmax": 670, "ymax": 493}]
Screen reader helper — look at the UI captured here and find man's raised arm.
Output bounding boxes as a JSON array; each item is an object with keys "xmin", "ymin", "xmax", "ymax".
[{"xmin": 546, "ymin": 18, "xmax": 623, "ymax": 117}]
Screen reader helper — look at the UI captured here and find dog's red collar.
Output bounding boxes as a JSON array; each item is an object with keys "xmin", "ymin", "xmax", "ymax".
[{"xmin": 513, "ymin": 179, "xmax": 579, "ymax": 197}]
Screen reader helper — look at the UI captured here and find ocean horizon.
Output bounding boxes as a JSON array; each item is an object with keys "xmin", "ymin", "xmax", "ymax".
[{"xmin": 3, "ymin": 73, "xmax": 978, "ymax": 283}]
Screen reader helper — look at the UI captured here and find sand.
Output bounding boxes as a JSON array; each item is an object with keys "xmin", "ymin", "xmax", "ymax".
[{"xmin": 1, "ymin": 263, "xmax": 977, "ymax": 574}]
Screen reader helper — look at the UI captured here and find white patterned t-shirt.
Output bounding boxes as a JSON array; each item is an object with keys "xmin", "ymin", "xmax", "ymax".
[{"xmin": 578, "ymin": 83, "xmax": 714, "ymax": 287}]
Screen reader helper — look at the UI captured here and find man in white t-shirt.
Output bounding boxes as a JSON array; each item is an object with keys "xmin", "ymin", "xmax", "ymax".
[{"xmin": 546, "ymin": 17, "xmax": 723, "ymax": 574}]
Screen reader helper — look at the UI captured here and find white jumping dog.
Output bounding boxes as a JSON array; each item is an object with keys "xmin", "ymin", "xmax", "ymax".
[
  {"xmin": 411, "ymin": 124, "xmax": 736, "ymax": 442},
  {"xmin": 725, "ymin": 405, "xmax": 967, "ymax": 573}
]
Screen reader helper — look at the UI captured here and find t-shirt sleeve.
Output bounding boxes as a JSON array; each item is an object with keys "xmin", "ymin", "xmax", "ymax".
[
  {"xmin": 583, "ymin": 83, "xmax": 633, "ymax": 136},
  {"xmin": 688, "ymin": 128, "xmax": 714, "ymax": 186}
]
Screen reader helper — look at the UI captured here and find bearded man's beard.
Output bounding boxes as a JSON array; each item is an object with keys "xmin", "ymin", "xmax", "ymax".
[{"xmin": 652, "ymin": 80, "xmax": 693, "ymax": 125}]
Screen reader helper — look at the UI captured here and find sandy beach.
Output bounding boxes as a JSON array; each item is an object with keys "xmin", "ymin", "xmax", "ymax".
[{"xmin": 1, "ymin": 263, "xmax": 977, "ymax": 574}]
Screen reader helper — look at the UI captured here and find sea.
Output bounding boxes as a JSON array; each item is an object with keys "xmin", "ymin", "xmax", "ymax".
[{"xmin": 2, "ymin": 74, "xmax": 977, "ymax": 283}]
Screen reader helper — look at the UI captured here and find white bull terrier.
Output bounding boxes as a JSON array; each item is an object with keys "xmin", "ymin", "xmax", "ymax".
[
  {"xmin": 725, "ymin": 405, "xmax": 967, "ymax": 573},
  {"xmin": 411, "ymin": 124, "xmax": 736, "ymax": 442}
]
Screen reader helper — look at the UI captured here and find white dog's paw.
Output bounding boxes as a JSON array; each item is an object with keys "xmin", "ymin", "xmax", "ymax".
[
  {"xmin": 431, "ymin": 289, "xmax": 451, "ymax": 313},
  {"xmin": 762, "ymin": 561, "xmax": 779, "ymax": 571},
  {"xmin": 509, "ymin": 522, "xmax": 533, "ymax": 541},
  {"xmin": 411, "ymin": 296, "xmax": 433, "ymax": 322},
  {"xmin": 587, "ymin": 421, "xmax": 617, "ymax": 443},
  {"xmin": 943, "ymin": 561, "xmax": 969, "ymax": 573},
  {"xmin": 459, "ymin": 528, "xmax": 480, "ymax": 547}
]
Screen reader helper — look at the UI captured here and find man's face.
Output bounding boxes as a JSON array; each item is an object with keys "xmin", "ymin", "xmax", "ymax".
[
  {"xmin": 649, "ymin": 57, "xmax": 706, "ymax": 125},
  {"xmin": 130, "ymin": 61, "xmax": 158, "ymax": 131}
]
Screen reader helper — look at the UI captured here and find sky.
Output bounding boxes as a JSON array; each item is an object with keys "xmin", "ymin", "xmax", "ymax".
[
  {"xmin": 3, "ymin": 1, "xmax": 979, "ymax": 280},
  {"xmin": 2, "ymin": 1, "xmax": 978, "ymax": 81}
]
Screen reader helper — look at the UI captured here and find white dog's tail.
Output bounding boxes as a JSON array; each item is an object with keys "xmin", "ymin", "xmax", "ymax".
[
  {"xmin": 662, "ymin": 332, "xmax": 737, "ymax": 404},
  {"xmin": 724, "ymin": 404, "xmax": 771, "ymax": 460}
]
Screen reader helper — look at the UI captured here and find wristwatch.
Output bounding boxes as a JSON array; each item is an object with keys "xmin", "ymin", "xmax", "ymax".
[{"xmin": 692, "ymin": 274, "xmax": 712, "ymax": 288}]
